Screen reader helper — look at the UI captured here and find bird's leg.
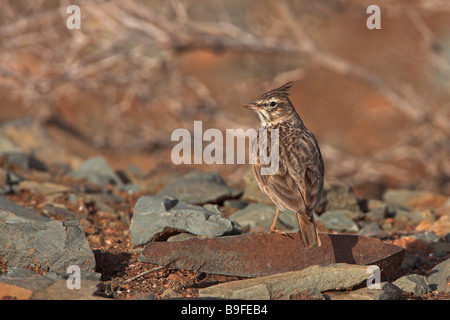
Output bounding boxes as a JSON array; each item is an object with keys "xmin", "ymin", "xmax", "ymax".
[{"xmin": 269, "ymin": 208, "xmax": 288, "ymax": 236}]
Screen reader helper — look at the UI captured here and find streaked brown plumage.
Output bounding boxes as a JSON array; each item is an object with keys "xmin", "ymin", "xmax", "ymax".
[{"xmin": 243, "ymin": 82, "xmax": 324, "ymax": 248}]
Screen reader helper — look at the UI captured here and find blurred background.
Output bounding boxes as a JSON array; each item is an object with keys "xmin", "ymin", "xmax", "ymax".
[{"xmin": 0, "ymin": 0, "xmax": 449, "ymax": 199}]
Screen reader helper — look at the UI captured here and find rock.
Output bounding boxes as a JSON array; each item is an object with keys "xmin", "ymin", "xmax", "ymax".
[
  {"xmin": 8, "ymin": 170, "xmax": 26, "ymax": 186},
  {"xmin": 427, "ymin": 258, "xmax": 450, "ymax": 293},
  {"xmin": 318, "ymin": 210, "xmax": 359, "ymax": 233},
  {"xmin": 41, "ymin": 203, "xmax": 85, "ymax": 221},
  {"xmin": 0, "ymin": 267, "xmax": 102, "ymax": 300},
  {"xmin": 325, "ymin": 282, "xmax": 402, "ymax": 300},
  {"xmin": 30, "ymin": 279, "xmax": 106, "ymax": 300},
  {"xmin": 316, "ymin": 179, "xmax": 361, "ymax": 213},
  {"xmin": 400, "ymin": 254, "xmax": 433, "ymax": 271},
  {"xmin": 161, "ymin": 287, "xmax": 183, "ymax": 299},
  {"xmin": 0, "ymin": 267, "xmax": 56, "ymax": 299},
  {"xmin": 242, "ymin": 167, "xmax": 270, "ymax": 204},
  {"xmin": 357, "ymin": 222, "xmax": 387, "ymax": 238},
  {"xmin": 0, "ymin": 152, "xmax": 47, "ymax": 171},
  {"xmin": 167, "ymin": 233, "xmax": 198, "ymax": 242},
  {"xmin": 393, "ymin": 274, "xmax": 432, "ymax": 297},
  {"xmin": 442, "ymin": 197, "xmax": 450, "ymax": 208},
  {"xmin": 136, "ymin": 172, "xmax": 179, "ymax": 195},
  {"xmin": 383, "ymin": 189, "xmax": 448, "ymax": 210},
  {"xmin": 410, "ymin": 231, "xmax": 440, "ymax": 243},
  {"xmin": 223, "ymin": 199, "xmax": 248, "ymax": 210},
  {"xmin": 68, "ymin": 156, "xmax": 123, "ymax": 187},
  {"xmin": 126, "ymin": 163, "xmax": 144, "ymax": 179},
  {"xmin": 416, "ymin": 215, "xmax": 450, "ymax": 237},
  {"xmin": 130, "ymin": 196, "xmax": 241, "ymax": 246},
  {"xmin": 0, "ymin": 199, "xmax": 95, "ymax": 272},
  {"xmin": 157, "ymin": 171, "xmax": 242, "ymax": 205},
  {"xmin": 393, "ymin": 237, "xmax": 430, "ymax": 255},
  {"xmin": 337, "ymin": 209, "xmax": 365, "ymax": 221},
  {"xmin": 45, "ymin": 270, "xmax": 102, "ymax": 282},
  {"xmin": 365, "ymin": 204, "xmax": 388, "ymax": 221},
  {"xmin": 17, "ymin": 180, "xmax": 71, "ymax": 195},
  {"xmin": 0, "ymin": 283, "xmax": 34, "ymax": 299},
  {"xmin": 121, "ymin": 183, "xmax": 140, "ymax": 194},
  {"xmin": 0, "ymin": 118, "xmax": 82, "ymax": 169},
  {"xmin": 229, "ymin": 203, "xmax": 297, "ymax": 232},
  {"xmin": 199, "ymin": 263, "xmax": 376, "ymax": 300},
  {"xmin": 141, "ymin": 232, "xmax": 405, "ymax": 278},
  {"xmin": 289, "ymin": 288, "xmax": 326, "ymax": 300},
  {"xmin": 429, "ymin": 241, "xmax": 450, "ymax": 258},
  {"xmin": 394, "ymin": 209, "xmax": 436, "ymax": 227},
  {"xmin": 0, "ymin": 195, "xmax": 50, "ymax": 222},
  {"xmin": 83, "ymin": 192, "xmax": 125, "ymax": 213}
]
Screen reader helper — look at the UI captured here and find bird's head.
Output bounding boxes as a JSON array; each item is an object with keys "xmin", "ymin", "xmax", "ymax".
[{"xmin": 242, "ymin": 81, "xmax": 296, "ymax": 127}]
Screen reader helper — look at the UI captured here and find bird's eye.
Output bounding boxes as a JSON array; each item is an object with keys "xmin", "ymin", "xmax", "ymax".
[{"xmin": 270, "ymin": 101, "xmax": 277, "ymax": 107}]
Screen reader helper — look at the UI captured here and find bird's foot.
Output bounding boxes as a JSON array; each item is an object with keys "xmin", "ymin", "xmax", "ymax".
[{"xmin": 268, "ymin": 227, "xmax": 289, "ymax": 236}]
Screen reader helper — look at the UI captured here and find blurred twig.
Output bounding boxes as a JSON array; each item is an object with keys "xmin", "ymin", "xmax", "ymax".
[{"xmin": 0, "ymin": 0, "xmax": 448, "ymax": 194}]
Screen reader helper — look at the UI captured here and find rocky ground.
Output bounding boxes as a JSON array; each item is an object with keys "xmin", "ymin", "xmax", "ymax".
[{"xmin": 0, "ymin": 126, "xmax": 449, "ymax": 300}]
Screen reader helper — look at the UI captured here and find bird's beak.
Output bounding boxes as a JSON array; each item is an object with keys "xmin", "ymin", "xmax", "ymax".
[{"xmin": 242, "ymin": 102, "xmax": 260, "ymax": 110}]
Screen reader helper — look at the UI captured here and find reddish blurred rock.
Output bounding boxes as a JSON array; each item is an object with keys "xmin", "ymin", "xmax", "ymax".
[
  {"xmin": 0, "ymin": 283, "xmax": 33, "ymax": 300},
  {"xmin": 409, "ymin": 194, "xmax": 448, "ymax": 210},
  {"xmin": 416, "ymin": 215, "xmax": 450, "ymax": 237},
  {"xmin": 383, "ymin": 189, "xmax": 448, "ymax": 210},
  {"xmin": 393, "ymin": 237, "xmax": 430, "ymax": 255}
]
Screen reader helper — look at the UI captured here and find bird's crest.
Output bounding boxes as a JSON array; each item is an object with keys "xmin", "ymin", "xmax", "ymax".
[{"xmin": 258, "ymin": 81, "xmax": 293, "ymax": 101}]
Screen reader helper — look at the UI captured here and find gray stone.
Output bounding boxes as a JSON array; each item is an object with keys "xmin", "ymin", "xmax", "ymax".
[
  {"xmin": 0, "ymin": 152, "xmax": 47, "ymax": 171},
  {"xmin": 0, "ymin": 267, "xmax": 55, "ymax": 293},
  {"xmin": 84, "ymin": 192, "xmax": 125, "ymax": 213},
  {"xmin": 316, "ymin": 179, "xmax": 361, "ymax": 213},
  {"xmin": 0, "ymin": 195, "xmax": 50, "ymax": 222},
  {"xmin": 68, "ymin": 156, "xmax": 123, "ymax": 187},
  {"xmin": 383, "ymin": 188, "xmax": 446, "ymax": 209},
  {"xmin": 30, "ymin": 279, "xmax": 106, "ymax": 300},
  {"xmin": 393, "ymin": 274, "xmax": 431, "ymax": 297},
  {"xmin": 288, "ymin": 288, "xmax": 326, "ymax": 300},
  {"xmin": 394, "ymin": 209, "xmax": 436, "ymax": 226},
  {"xmin": 7, "ymin": 171, "xmax": 26, "ymax": 185},
  {"xmin": 167, "ymin": 233, "xmax": 198, "ymax": 242},
  {"xmin": 229, "ymin": 203, "xmax": 297, "ymax": 232},
  {"xmin": 41, "ymin": 203, "xmax": 84, "ymax": 220},
  {"xmin": 68, "ymin": 193, "xmax": 79, "ymax": 207},
  {"xmin": 401, "ymin": 254, "xmax": 433, "ymax": 271},
  {"xmin": 157, "ymin": 171, "xmax": 242, "ymax": 205},
  {"xmin": 429, "ymin": 241, "xmax": 450, "ymax": 258},
  {"xmin": 357, "ymin": 222, "xmax": 386, "ymax": 238},
  {"xmin": 130, "ymin": 196, "xmax": 241, "ymax": 246},
  {"xmin": 17, "ymin": 180, "xmax": 71, "ymax": 195},
  {"xmin": 325, "ymin": 282, "xmax": 402, "ymax": 300},
  {"xmin": 199, "ymin": 263, "xmax": 374, "ymax": 300},
  {"xmin": 0, "ymin": 199, "xmax": 95, "ymax": 272},
  {"xmin": 223, "ymin": 199, "xmax": 248, "ymax": 210},
  {"xmin": 242, "ymin": 167, "xmax": 271, "ymax": 204},
  {"xmin": 365, "ymin": 204, "xmax": 387, "ymax": 221},
  {"xmin": 427, "ymin": 258, "xmax": 450, "ymax": 293},
  {"xmin": 121, "ymin": 183, "xmax": 140, "ymax": 193},
  {"xmin": 127, "ymin": 163, "xmax": 143, "ymax": 178},
  {"xmin": 161, "ymin": 287, "xmax": 183, "ymax": 299},
  {"xmin": 411, "ymin": 231, "xmax": 439, "ymax": 243},
  {"xmin": 45, "ymin": 270, "xmax": 102, "ymax": 282},
  {"xmin": 318, "ymin": 210, "xmax": 359, "ymax": 233},
  {"xmin": 337, "ymin": 209, "xmax": 365, "ymax": 221}
]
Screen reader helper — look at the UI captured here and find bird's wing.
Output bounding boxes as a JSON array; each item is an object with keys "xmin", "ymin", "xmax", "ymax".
[
  {"xmin": 252, "ymin": 130, "xmax": 324, "ymax": 220},
  {"xmin": 252, "ymin": 160, "xmax": 306, "ymax": 213},
  {"xmin": 284, "ymin": 131, "xmax": 324, "ymax": 216}
]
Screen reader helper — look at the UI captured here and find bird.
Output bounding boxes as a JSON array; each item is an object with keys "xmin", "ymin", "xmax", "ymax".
[{"xmin": 242, "ymin": 81, "xmax": 324, "ymax": 248}]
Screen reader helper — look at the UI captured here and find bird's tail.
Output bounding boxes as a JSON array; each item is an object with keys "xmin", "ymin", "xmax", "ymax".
[{"xmin": 296, "ymin": 212, "xmax": 321, "ymax": 248}]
